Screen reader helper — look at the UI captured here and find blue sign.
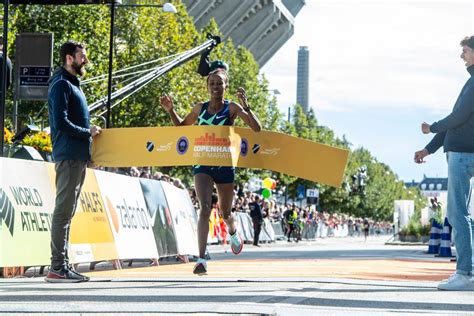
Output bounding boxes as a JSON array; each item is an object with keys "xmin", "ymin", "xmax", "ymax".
[
  {"xmin": 19, "ymin": 66, "xmax": 51, "ymax": 86},
  {"xmin": 297, "ymin": 184, "xmax": 305, "ymax": 200}
]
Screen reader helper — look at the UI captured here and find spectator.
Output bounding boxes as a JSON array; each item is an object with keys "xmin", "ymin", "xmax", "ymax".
[
  {"xmin": 249, "ymin": 195, "xmax": 263, "ymax": 247},
  {"xmin": 173, "ymin": 178, "xmax": 185, "ymax": 189},
  {"xmin": 130, "ymin": 167, "xmax": 140, "ymax": 177}
]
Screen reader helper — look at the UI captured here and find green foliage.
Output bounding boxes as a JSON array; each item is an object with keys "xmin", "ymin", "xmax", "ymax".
[
  {"xmin": 8, "ymin": 4, "xmax": 279, "ymax": 184},
  {"xmin": 430, "ymin": 201, "xmax": 443, "ymax": 225},
  {"xmin": 399, "ymin": 216, "xmax": 430, "ymax": 238},
  {"xmin": 9, "ymin": 4, "xmax": 110, "ymax": 122},
  {"xmin": 5, "ymin": 3, "xmax": 427, "ymax": 222}
]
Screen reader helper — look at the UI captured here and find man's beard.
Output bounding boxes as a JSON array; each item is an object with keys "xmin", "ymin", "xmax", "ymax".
[{"xmin": 72, "ymin": 61, "xmax": 85, "ymax": 76}]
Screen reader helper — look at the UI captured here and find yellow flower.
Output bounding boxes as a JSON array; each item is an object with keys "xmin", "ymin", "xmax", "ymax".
[
  {"xmin": 3, "ymin": 127, "xmax": 13, "ymax": 144},
  {"xmin": 22, "ymin": 131, "xmax": 52, "ymax": 153}
]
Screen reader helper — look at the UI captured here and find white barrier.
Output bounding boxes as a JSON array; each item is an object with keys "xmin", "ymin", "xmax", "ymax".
[
  {"xmin": 95, "ymin": 170, "xmax": 159, "ymax": 260},
  {"xmin": 232, "ymin": 212, "xmax": 275, "ymax": 243},
  {"xmin": 139, "ymin": 178, "xmax": 179, "ymax": 258},
  {"xmin": 161, "ymin": 181, "xmax": 199, "ymax": 257},
  {"xmin": 1, "ymin": 157, "xmax": 274, "ymax": 268}
]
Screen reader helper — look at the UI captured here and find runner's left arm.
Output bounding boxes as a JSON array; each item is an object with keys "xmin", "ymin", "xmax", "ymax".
[{"xmin": 233, "ymin": 87, "xmax": 261, "ymax": 132}]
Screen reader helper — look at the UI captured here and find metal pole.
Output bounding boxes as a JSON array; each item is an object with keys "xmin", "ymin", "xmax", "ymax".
[
  {"xmin": 106, "ymin": 1, "xmax": 116, "ymax": 129},
  {"xmin": 12, "ymin": 98, "xmax": 17, "ymax": 132},
  {"xmin": 0, "ymin": 0, "xmax": 9, "ymax": 157}
]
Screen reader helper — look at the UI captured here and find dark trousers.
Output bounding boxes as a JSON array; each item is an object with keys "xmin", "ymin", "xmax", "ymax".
[
  {"xmin": 287, "ymin": 223, "xmax": 296, "ymax": 240},
  {"xmin": 252, "ymin": 218, "xmax": 262, "ymax": 245},
  {"xmin": 50, "ymin": 160, "xmax": 87, "ymax": 269}
]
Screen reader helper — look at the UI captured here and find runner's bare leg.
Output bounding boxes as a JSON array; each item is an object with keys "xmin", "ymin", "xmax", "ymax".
[
  {"xmin": 216, "ymin": 182, "xmax": 236, "ymax": 235},
  {"xmin": 194, "ymin": 173, "xmax": 214, "ymax": 258}
]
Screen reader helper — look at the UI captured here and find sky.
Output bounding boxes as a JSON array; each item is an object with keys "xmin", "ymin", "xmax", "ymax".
[{"xmin": 261, "ymin": 0, "xmax": 473, "ymax": 183}]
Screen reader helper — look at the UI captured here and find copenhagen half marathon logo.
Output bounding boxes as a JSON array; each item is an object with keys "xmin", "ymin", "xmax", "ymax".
[
  {"xmin": 240, "ymin": 138, "xmax": 248, "ymax": 157},
  {"xmin": 0, "ymin": 188, "xmax": 15, "ymax": 236},
  {"xmin": 176, "ymin": 136, "xmax": 189, "ymax": 155}
]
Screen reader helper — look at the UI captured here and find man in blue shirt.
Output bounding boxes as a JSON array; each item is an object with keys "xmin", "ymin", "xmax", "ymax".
[
  {"xmin": 414, "ymin": 35, "xmax": 474, "ymax": 291},
  {"xmin": 45, "ymin": 41, "xmax": 101, "ymax": 283}
]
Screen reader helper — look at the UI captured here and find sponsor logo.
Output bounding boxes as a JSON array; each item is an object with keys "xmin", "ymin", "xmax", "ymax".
[
  {"xmin": 156, "ymin": 142, "xmax": 172, "ymax": 152},
  {"xmin": 176, "ymin": 137, "xmax": 189, "ymax": 155},
  {"xmin": 252, "ymin": 143, "xmax": 260, "ymax": 154},
  {"xmin": 21, "ymin": 211, "xmax": 52, "ymax": 233},
  {"xmin": 261, "ymin": 147, "xmax": 280, "ymax": 155},
  {"xmin": 106, "ymin": 196, "xmax": 151, "ymax": 232},
  {"xmin": 78, "ymin": 191, "xmax": 107, "ymax": 223},
  {"xmin": 216, "ymin": 114, "xmax": 227, "ymax": 120},
  {"xmin": 0, "ymin": 189, "xmax": 15, "ymax": 236},
  {"xmin": 79, "ymin": 191, "xmax": 105, "ymax": 214},
  {"xmin": 1, "ymin": 186, "xmax": 53, "ymax": 234},
  {"xmin": 240, "ymin": 138, "xmax": 248, "ymax": 156},
  {"xmin": 146, "ymin": 141, "xmax": 155, "ymax": 152},
  {"xmin": 106, "ymin": 197, "xmax": 120, "ymax": 233}
]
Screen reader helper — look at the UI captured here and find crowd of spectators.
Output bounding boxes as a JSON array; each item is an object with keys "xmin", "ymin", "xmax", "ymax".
[
  {"xmin": 187, "ymin": 183, "xmax": 393, "ymax": 241},
  {"xmin": 104, "ymin": 168, "xmax": 393, "ymax": 240},
  {"xmin": 107, "ymin": 166, "xmax": 186, "ymax": 189}
]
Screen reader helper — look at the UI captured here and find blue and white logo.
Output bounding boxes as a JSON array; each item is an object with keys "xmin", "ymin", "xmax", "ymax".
[
  {"xmin": 176, "ymin": 137, "xmax": 189, "ymax": 155},
  {"xmin": 252, "ymin": 143, "xmax": 260, "ymax": 154},
  {"xmin": 146, "ymin": 141, "xmax": 154, "ymax": 152},
  {"xmin": 240, "ymin": 138, "xmax": 248, "ymax": 157}
]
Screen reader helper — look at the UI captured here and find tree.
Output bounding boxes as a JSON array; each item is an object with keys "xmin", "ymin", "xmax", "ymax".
[
  {"xmin": 7, "ymin": 3, "xmax": 426, "ymax": 219},
  {"xmin": 8, "ymin": 4, "xmax": 279, "ymax": 186},
  {"xmin": 9, "ymin": 4, "xmax": 111, "ymax": 126}
]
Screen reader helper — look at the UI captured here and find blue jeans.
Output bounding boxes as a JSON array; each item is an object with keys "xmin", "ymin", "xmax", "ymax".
[{"xmin": 447, "ymin": 152, "xmax": 474, "ymax": 276}]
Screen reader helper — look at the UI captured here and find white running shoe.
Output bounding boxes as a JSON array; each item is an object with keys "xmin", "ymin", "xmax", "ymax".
[
  {"xmin": 193, "ymin": 258, "xmax": 207, "ymax": 275},
  {"xmin": 230, "ymin": 231, "xmax": 243, "ymax": 255},
  {"xmin": 437, "ymin": 273, "xmax": 474, "ymax": 291}
]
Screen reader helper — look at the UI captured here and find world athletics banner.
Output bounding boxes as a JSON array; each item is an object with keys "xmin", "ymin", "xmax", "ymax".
[
  {"xmin": 0, "ymin": 158, "xmax": 55, "ymax": 267},
  {"xmin": 92, "ymin": 126, "xmax": 349, "ymax": 187}
]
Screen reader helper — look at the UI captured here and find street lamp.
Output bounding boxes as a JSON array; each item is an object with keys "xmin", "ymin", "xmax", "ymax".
[
  {"xmin": 116, "ymin": 1, "xmax": 178, "ymax": 12},
  {"xmin": 161, "ymin": 3, "xmax": 178, "ymax": 13},
  {"xmin": 266, "ymin": 88, "xmax": 281, "ymax": 114},
  {"xmin": 106, "ymin": 1, "xmax": 177, "ymax": 128},
  {"xmin": 266, "ymin": 88, "xmax": 285, "ymax": 122}
]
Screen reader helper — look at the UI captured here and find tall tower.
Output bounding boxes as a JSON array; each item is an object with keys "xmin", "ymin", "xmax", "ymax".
[{"xmin": 297, "ymin": 46, "xmax": 309, "ymax": 113}]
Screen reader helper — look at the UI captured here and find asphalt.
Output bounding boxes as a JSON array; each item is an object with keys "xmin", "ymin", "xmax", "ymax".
[{"xmin": 0, "ymin": 236, "xmax": 472, "ymax": 315}]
